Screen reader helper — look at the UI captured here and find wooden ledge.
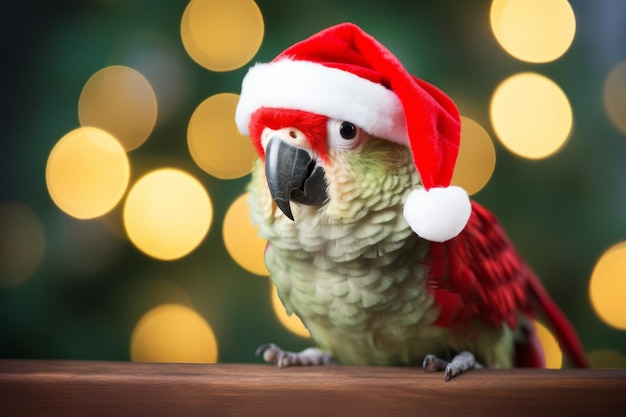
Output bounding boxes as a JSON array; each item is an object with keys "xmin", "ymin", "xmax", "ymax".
[{"xmin": 1, "ymin": 360, "xmax": 625, "ymax": 416}]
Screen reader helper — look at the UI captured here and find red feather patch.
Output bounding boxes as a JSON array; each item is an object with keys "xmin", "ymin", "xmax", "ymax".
[
  {"xmin": 426, "ymin": 201, "xmax": 588, "ymax": 367},
  {"xmin": 249, "ymin": 108, "xmax": 329, "ymax": 162}
]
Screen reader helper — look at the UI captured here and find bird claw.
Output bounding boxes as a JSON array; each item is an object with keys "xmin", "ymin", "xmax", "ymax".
[
  {"xmin": 423, "ymin": 351, "xmax": 482, "ymax": 381},
  {"xmin": 422, "ymin": 354, "xmax": 448, "ymax": 372},
  {"xmin": 255, "ymin": 343, "xmax": 291, "ymax": 368},
  {"xmin": 256, "ymin": 343, "xmax": 334, "ymax": 368}
]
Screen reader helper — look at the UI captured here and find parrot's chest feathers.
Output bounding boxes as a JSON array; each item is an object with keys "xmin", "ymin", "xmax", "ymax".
[{"xmin": 258, "ymin": 205, "xmax": 443, "ymax": 365}]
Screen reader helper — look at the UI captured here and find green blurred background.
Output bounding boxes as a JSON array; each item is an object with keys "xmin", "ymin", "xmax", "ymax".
[{"xmin": 1, "ymin": 0, "xmax": 625, "ymax": 365}]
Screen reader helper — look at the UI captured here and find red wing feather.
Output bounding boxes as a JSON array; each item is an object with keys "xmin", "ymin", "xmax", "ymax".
[{"xmin": 426, "ymin": 201, "xmax": 588, "ymax": 367}]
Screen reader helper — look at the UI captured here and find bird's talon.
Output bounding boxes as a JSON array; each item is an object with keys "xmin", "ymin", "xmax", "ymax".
[
  {"xmin": 255, "ymin": 343, "xmax": 333, "ymax": 367},
  {"xmin": 423, "ymin": 351, "xmax": 481, "ymax": 381},
  {"xmin": 277, "ymin": 352, "xmax": 289, "ymax": 368},
  {"xmin": 422, "ymin": 354, "xmax": 448, "ymax": 373},
  {"xmin": 444, "ymin": 364, "xmax": 458, "ymax": 382},
  {"xmin": 255, "ymin": 343, "xmax": 273, "ymax": 357}
]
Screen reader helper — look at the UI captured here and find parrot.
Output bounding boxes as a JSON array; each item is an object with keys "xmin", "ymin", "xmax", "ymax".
[{"xmin": 235, "ymin": 23, "xmax": 588, "ymax": 380}]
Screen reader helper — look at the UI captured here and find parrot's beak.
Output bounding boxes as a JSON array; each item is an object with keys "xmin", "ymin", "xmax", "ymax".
[{"xmin": 264, "ymin": 137, "xmax": 329, "ymax": 220}]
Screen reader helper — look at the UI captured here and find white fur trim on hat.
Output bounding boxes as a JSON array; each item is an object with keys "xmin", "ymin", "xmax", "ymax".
[
  {"xmin": 403, "ymin": 186, "xmax": 471, "ymax": 242},
  {"xmin": 235, "ymin": 59, "xmax": 408, "ymax": 144}
]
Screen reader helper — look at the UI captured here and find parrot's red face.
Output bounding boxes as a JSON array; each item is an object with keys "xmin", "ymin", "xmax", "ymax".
[
  {"xmin": 248, "ymin": 107, "xmax": 368, "ymax": 220},
  {"xmin": 249, "ymin": 108, "xmax": 329, "ymax": 163}
]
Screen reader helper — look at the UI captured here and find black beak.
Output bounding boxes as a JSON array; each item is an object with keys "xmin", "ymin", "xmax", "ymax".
[{"xmin": 264, "ymin": 138, "xmax": 329, "ymax": 220}]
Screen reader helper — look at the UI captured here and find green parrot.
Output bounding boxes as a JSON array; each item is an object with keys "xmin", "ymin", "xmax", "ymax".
[{"xmin": 235, "ymin": 23, "xmax": 588, "ymax": 380}]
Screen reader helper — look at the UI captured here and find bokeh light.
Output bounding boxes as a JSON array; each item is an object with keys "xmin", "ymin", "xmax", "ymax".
[
  {"xmin": 589, "ymin": 242, "xmax": 626, "ymax": 330},
  {"xmin": 270, "ymin": 283, "xmax": 310, "ymax": 339},
  {"xmin": 181, "ymin": 0, "xmax": 264, "ymax": 72},
  {"xmin": 450, "ymin": 117, "xmax": 496, "ymax": 195},
  {"xmin": 534, "ymin": 321, "xmax": 563, "ymax": 369},
  {"xmin": 603, "ymin": 60, "xmax": 626, "ymax": 135},
  {"xmin": 223, "ymin": 193, "xmax": 269, "ymax": 276},
  {"xmin": 0, "ymin": 202, "xmax": 45, "ymax": 287},
  {"xmin": 490, "ymin": 0, "xmax": 576, "ymax": 63},
  {"xmin": 587, "ymin": 349, "xmax": 626, "ymax": 369},
  {"xmin": 78, "ymin": 65, "xmax": 157, "ymax": 151},
  {"xmin": 123, "ymin": 168, "xmax": 213, "ymax": 261},
  {"xmin": 130, "ymin": 304, "xmax": 218, "ymax": 363},
  {"xmin": 188, "ymin": 93, "xmax": 257, "ymax": 179},
  {"xmin": 46, "ymin": 127, "xmax": 130, "ymax": 219},
  {"xmin": 490, "ymin": 72, "xmax": 572, "ymax": 159}
]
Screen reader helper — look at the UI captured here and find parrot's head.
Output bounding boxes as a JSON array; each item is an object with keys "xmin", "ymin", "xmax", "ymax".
[
  {"xmin": 247, "ymin": 106, "xmax": 415, "ymax": 222},
  {"xmin": 236, "ymin": 23, "xmax": 473, "ymax": 242}
]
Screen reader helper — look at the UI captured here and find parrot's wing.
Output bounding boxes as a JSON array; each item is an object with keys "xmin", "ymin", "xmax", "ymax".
[{"xmin": 427, "ymin": 201, "xmax": 588, "ymax": 367}]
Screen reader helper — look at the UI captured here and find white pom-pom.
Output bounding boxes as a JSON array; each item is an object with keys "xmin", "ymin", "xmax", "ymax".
[{"xmin": 403, "ymin": 186, "xmax": 472, "ymax": 242}]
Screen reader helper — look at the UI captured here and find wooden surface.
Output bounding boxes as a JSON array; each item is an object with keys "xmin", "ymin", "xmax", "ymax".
[{"xmin": 1, "ymin": 360, "xmax": 625, "ymax": 416}]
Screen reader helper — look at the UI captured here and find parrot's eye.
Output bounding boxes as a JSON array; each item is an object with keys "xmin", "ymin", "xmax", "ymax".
[
  {"xmin": 328, "ymin": 119, "xmax": 365, "ymax": 150},
  {"xmin": 339, "ymin": 122, "xmax": 357, "ymax": 140}
]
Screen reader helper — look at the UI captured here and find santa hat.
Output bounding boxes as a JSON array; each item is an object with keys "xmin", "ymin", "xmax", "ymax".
[{"xmin": 236, "ymin": 22, "xmax": 471, "ymax": 242}]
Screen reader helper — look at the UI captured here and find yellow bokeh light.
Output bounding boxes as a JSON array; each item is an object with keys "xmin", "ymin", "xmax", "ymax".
[
  {"xmin": 271, "ymin": 283, "xmax": 310, "ymax": 339},
  {"xmin": 534, "ymin": 321, "xmax": 563, "ymax": 369},
  {"xmin": 78, "ymin": 65, "xmax": 157, "ymax": 151},
  {"xmin": 589, "ymin": 242, "xmax": 626, "ymax": 330},
  {"xmin": 450, "ymin": 117, "xmax": 496, "ymax": 195},
  {"xmin": 130, "ymin": 304, "xmax": 218, "ymax": 363},
  {"xmin": 490, "ymin": 72, "xmax": 572, "ymax": 159},
  {"xmin": 587, "ymin": 349, "xmax": 626, "ymax": 369},
  {"xmin": 46, "ymin": 127, "xmax": 130, "ymax": 219},
  {"xmin": 181, "ymin": 0, "xmax": 264, "ymax": 72},
  {"xmin": 188, "ymin": 93, "xmax": 257, "ymax": 179},
  {"xmin": 490, "ymin": 0, "xmax": 576, "ymax": 63},
  {"xmin": 123, "ymin": 168, "xmax": 213, "ymax": 261},
  {"xmin": 0, "ymin": 202, "xmax": 46, "ymax": 287},
  {"xmin": 223, "ymin": 193, "xmax": 269, "ymax": 276},
  {"xmin": 603, "ymin": 60, "xmax": 626, "ymax": 135}
]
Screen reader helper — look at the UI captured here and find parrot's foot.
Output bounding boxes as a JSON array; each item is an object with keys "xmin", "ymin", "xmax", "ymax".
[
  {"xmin": 256, "ymin": 343, "xmax": 334, "ymax": 368},
  {"xmin": 422, "ymin": 351, "xmax": 483, "ymax": 382}
]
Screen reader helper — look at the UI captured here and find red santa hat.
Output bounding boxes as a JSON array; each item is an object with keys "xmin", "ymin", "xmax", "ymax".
[{"xmin": 236, "ymin": 22, "xmax": 471, "ymax": 242}]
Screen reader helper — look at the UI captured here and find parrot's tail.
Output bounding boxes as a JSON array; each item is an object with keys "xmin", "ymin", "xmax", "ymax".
[{"xmin": 528, "ymin": 276, "xmax": 589, "ymax": 368}]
